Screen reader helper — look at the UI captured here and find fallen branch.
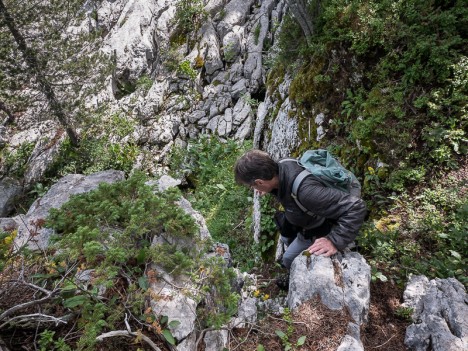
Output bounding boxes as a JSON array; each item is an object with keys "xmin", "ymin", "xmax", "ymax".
[
  {"xmin": 0, "ymin": 313, "xmax": 69, "ymax": 330},
  {"xmin": 372, "ymin": 334, "xmax": 396, "ymax": 348},
  {"xmin": 0, "ymin": 294, "xmax": 54, "ymax": 321},
  {"xmin": 96, "ymin": 330, "xmax": 162, "ymax": 351},
  {"xmin": 96, "ymin": 314, "xmax": 162, "ymax": 351}
]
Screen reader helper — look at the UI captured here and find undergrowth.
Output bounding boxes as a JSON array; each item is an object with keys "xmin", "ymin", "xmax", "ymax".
[
  {"xmin": 169, "ymin": 136, "xmax": 264, "ymax": 271},
  {"xmin": 1, "ymin": 172, "xmax": 241, "ymax": 350}
]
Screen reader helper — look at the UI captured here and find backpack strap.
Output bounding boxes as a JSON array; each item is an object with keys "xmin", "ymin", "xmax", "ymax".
[
  {"xmin": 279, "ymin": 159, "xmax": 315, "ymax": 216},
  {"xmin": 291, "ymin": 169, "xmax": 315, "ymax": 216}
]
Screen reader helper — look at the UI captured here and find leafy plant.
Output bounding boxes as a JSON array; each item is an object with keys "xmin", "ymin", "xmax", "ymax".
[
  {"xmin": 0, "ymin": 141, "xmax": 35, "ymax": 178},
  {"xmin": 169, "ymin": 137, "xmax": 257, "ymax": 270},
  {"xmin": 177, "ymin": 60, "xmax": 198, "ymax": 80},
  {"xmin": 275, "ymin": 308, "xmax": 307, "ymax": 350},
  {"xmin": 395, "ymin": 306, "xmax": 414, "ymax": 321}
]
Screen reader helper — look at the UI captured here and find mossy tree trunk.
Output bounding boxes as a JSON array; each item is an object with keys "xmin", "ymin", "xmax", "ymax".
[
  {"xmin": 286, "ymin": 0, "xmax": 320, "ymax": 45},
  {"xmin": 0, "ymin": 0, "xmax": 79, "ymax": 146}
]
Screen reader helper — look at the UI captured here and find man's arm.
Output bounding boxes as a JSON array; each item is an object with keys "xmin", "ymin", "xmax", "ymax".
[{"xmin": 297, "ymin": 178, "xmax": 367, "ymax": 251}]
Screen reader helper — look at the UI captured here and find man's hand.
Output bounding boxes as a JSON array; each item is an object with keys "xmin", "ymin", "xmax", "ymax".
[{"xmin": 307, "ymin": 237, "xmax": 337, "ymax": 257}]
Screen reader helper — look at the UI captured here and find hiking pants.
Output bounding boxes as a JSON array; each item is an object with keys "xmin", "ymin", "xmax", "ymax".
[{"xmin": 281, "ymin": 233, "xmax": 314, "ymax": 269}]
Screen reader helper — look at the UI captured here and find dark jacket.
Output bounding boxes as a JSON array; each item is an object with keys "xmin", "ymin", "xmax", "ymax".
[{"xmin": 274, "ymin": 160, "xmax": 367, "ymax": 249}]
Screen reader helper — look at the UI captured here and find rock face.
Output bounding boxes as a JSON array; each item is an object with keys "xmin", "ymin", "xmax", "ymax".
[
  {"xmin": 403, "ymin": 275, "xmax": 468, "ymax": 351},
  {"xmin": 2, "ymin": 0, "xmax": 299, "ymax": 181},
  {"xmin": 13, "ymin": 170, "xmax": 125, "ymax": 251},
  {"xmin": 287, "ymin": 252, "xmax": 371, "ymax": 351},
  {"xmin": 0, "ymin": 178, "xmax": 22, "ymax": 217}
]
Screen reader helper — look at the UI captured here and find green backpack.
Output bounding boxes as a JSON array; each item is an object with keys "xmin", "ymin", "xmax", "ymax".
[{"xmin": 281, "ymin": 149, "xmax": 361, "ymax": 216}]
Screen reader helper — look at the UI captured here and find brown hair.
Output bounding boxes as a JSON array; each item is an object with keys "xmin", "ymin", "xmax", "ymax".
[{"xmin": 234, "ymin": 149, "xmax": 278, "ymax": 185}]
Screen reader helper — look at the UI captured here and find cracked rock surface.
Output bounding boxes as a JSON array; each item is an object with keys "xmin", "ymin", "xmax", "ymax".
[{"xmin": 403, "ymin": 275, "xmax": 468, "ymax": 351}]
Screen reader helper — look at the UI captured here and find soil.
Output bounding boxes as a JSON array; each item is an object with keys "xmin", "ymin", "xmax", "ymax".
[{"xmin": 229, "ymin": 264, "xmax": 410, "ymax": 351}]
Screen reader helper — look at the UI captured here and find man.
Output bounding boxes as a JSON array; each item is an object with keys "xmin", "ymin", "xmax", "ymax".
[{"xmin": 234, "ymin": 149, "xmax": 367, "ymax": 270}]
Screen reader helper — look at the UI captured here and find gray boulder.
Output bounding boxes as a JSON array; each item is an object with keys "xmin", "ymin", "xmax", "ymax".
[
  {"xmin": 266, "ymin": 97, "xmax": 300, "ymax": 160},
  {"xmin": 14, "ymin": 170, "xmax": 125, "ymax": 251},
  {"xmin": 403, "ymin": 275, "xmax": 468, "ymax": 351},
  {"xmin": 0, "ymin": 178, "xmax": 22, "ymax": 217},
  {"xmin": 336, "ymin": 323, "xmax": 364, "ymax": 351},
  {"xmin": 287, "ymin": 252, "xmax": 370, "ymax": 324},
  {"xmin": 203, "ymin": 330, "xmax": 229, "ymax": 351},
  {"xmin": 287, "ymin": 252, "xmax": 370, "ymax": 351}
]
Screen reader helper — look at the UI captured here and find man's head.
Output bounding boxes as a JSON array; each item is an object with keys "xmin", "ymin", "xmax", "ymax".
[{"xmin": 234, "ymin": 149, "xmax": 279, "ymax": 194}]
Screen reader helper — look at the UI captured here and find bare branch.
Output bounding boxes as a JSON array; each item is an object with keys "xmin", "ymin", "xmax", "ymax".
[
  {"xmin": 6, "ymin": 280, "xmax": 52, "ymax": 295},
  {"xmin": 0, "ymin": 293, "xmax": 54, "ymax": 321},
  {"xmin": 0, "ymin": 313, "xmax": 69, "ymax": 329},
  {"xmin": 96, "ymin": 330, "xmax": 162, "ymax": 351}
]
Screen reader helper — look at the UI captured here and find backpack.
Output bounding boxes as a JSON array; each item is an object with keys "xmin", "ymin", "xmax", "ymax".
[{"xmin": 280, "ymin": 149, "xmax": 361, "ymax": 216}]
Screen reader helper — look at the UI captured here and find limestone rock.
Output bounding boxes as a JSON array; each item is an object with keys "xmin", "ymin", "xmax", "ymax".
[
  {"xmin": 0, "ymin": 178, "xmax": 22, "ymax": 217},
  {"xmin": 24, "ymin": 130, "xmax": 66, "ymax": 186},
  {"xmin": 14, "ymin": 170, "xmax": 125, "ymax": 251},
  {"xmin": 203, "ymin": 330, "xmax": 229, "ymax": 351},
  {"xmin": 403, "ymin": 275, "xmax": 468, "ymax": 351},
  {"xmin": 337, "ymin": 323, "xmax": 364, "ymax": 351},
  {"xmin": 200, "ymin": 20, "xmax": 224, "ymax": 76},
  {"xmin": 217, "ymin": 0, "xmax": 255, "ymax": 39},
  {"xmin": 229, "ymin": 297, "xmax": 257, "ymax": 328},
  {"xmin": 102, "ymin": 0, "xmax": 165, "ymax": 84},
  {"xmin": 266, "ymin": 97, "xmax": 300, "ymax": 160}
]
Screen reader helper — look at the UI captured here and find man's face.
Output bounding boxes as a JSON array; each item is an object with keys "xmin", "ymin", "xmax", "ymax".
[{"xmin": 249, "ymin": 177, "xmax": 278, "ymax": 196}]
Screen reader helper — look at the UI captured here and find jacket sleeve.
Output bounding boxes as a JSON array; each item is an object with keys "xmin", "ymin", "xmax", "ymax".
[{"xmin": 296, "ymin": 178, "xmax": 367, "ymax": 249}]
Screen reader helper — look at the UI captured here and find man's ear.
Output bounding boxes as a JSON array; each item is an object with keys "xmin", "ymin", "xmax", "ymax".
[{"xmin": 253, "ymin": 179, "xmax": 262, "ymax": 185}]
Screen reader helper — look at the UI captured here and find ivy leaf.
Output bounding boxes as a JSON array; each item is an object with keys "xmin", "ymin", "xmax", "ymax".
[
  {"xmin": 257, "ymin": 345, "xmax": 265, "ymax": 351},
  {"xmin": 275, "ymin": 330, "xmax": 286, "ymax": 338},
  {"xmin": 450, "ymin": 250, "xmax": 461, "ymax": 260},
  {"xmin": 138, "ymin": 276, "xmax": 149, "ymax": 290},
  {"xmin": 162, "ymin": 329, "xmax": 176, "ymax": 345},
  {"xmin": 375, "ymin": 272, "xmax": 388, "ymax": 282},
  {"xmin": 160, "ymin": 315, "xmax": 168, "ymax": 325},
  {"xmin": 63, "ymin": 295, "xmax": 88, "ymax": 308},
  {"xmin": 168, "ymin": 320, "xmax": 181, "ymax": 328},
  {"xmin": 297, "ymin": 335, "xmax": 306, "ymax": 346},
  {"xmin": 216, "ymin": 184, "xmax": 227, "ymax": 191}
]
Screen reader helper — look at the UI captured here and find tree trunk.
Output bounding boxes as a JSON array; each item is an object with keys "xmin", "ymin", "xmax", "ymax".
[
  {"xmin": 286, "ymin": 0, "xmax": 319, "ymax": 45},
  {"xmin": 0, "ymin": 100, "xmax": 14, "ymax": 125},
  {"xmin": 0, "ymin": 0, "xmax": 79, "ymax": 146}
]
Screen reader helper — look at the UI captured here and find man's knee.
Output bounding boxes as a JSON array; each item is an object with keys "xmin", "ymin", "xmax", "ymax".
[
  {"xmin": 280, "ymin": 235, "xmax": 295, "ymax": 247},
  {"xmin": 281, "ymin": 254, "xmax": 294, "ymax": 269}
]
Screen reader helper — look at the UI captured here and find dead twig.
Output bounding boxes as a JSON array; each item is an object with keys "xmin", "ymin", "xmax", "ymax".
[
  {"xmin": 0, "ymin": 313, "xmax": 69, "ymax": 329},
  {"xmin": 96, "ymin": 314, "xmax": 162, "ymax": 351},
  {"xmin": 372, "ymin": 334, "xmax": 396, "ymax": 348}
]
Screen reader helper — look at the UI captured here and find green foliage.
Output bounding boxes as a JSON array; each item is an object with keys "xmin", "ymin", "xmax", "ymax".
[
  {"xmin": 395, "ymin": 307, "xmax": 414, "ymax": 321},
  {"xmin": 274, "ymin": 0, "xmax": 467, "ymax": 184},
  {"xmin": 42, "ymin": 172, "xmax": 241, "ymax": 348},
  {"xmin": 358, "ymin": 174, "xmax": 468, "ymax": 286},
  {"xmin": 0, "ymin": 230, "xmax": 16, "ymax": 272},
  {"xmin": 258, "ymin": 196, "xmax": 278, "ymax": 261},
  {"xmin": 38, "ymin": 330, "xmax": 71, "ymax": 351},
  {"xmin": 0, "ymin": 142, "xmax": 35, "ymax": 178},
  {"xmin": 0, "ymin": 0, "xmax": 111, "ymax": 140},
  {"xmin": 275, "ymin": 308, "xmax": 307, "ymax": 351},
  {"xmin": 47, "ymin": 172, "xmax": 197, "ymax": 267},
  {"xmin": 177, "ymin": 60, "xmax": 198, "ymax": 80},
  {"xmin": 174, "ymin": 0, "xmax": 206, "ymax": 36},
  {"xmin": 45, "ymin": 112, "xmax": 138, "ymax": 179},
  {"xmin": 196, "ymin": 257, "xmax": 240, "ymax": 328},
  {"xmin": 169, "ymin": 137, "xmax": 258, "ymax": 270}
]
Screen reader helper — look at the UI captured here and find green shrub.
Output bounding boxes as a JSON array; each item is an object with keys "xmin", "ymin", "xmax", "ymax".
[
  {"xmin": 0, "ymin": 141, "xmax": 35, "ymax": 178},
  {"xmin": 358, "ymin": 173, "xmax": 468, "ymax": 287},
  {"xmin": 46, "ymin": 112, "xmax": 138, "ymax": 179},
  {"xmin": 169, "ymin": 137, "xmax": 259, "ymax": 270},
  {"xmin": 43, "ymin": 172, "xmax": 241, "ymax": 348}
]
